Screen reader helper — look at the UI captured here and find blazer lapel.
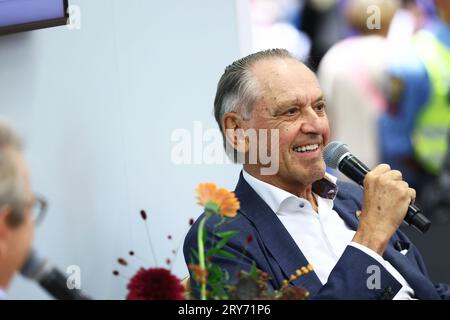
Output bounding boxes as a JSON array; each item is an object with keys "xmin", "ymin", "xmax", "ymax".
[
  {"xmin": 332, "ymin": 198, "xmax": 360, "ymax": 230},
  {"xmin": 234, "ymin": 173, "xmax": 323, "ymax": 293}
]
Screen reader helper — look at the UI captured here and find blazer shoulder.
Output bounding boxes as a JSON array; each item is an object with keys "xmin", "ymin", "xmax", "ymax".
[{"xmin": 183, "ymin": 211, "xmax": 255, "ymax": 259}]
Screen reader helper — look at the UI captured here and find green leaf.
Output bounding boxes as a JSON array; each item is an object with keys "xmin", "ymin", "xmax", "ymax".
[
  {"xmin": 205, "ymin": 247, "xmax": 219, "ymax": 257},
  {"xmin": 205, "ymin": 247, "xmax": 236, "ymax": 259},
  {"xmin": 206, "ymin": 265, "xmax": 231, "ymax": 300},
  {"xmin": 202, "ymin": 228, "xmax": 207, "ymax": 244},
  {"xmin": 206, "ymin": 230, "xmax": 240, "ymax": 255},
  {"xmin": 249, "ymin": 261, "xmax": 258, "ymax": 279},
  {"xmin": 213, "ymin": 217, "xmax": 227, "ymax": 229},
  {"xmin": 190, "ymin": 249, "xmax": 199, "ymax": 261},
  {"xmin": 206, "ymin": 240, "xmax": 228, "ymax": 257},
  {"xmin": 205, "ymin": 201, "xmax": 220, "ymax": 215},
  {"xmin": 215, "ymin": 249, "xmax": 236, "ymax": 259},
  {"xmin": 215, "ymin": 230, "xmax": 240, "ymax": 238},
  {"xmin": 215, "ymin": 237, "xmax": 231, "ymax": 249}
]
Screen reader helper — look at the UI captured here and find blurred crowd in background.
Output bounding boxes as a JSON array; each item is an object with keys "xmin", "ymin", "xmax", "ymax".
[{"xmin": 250, "ymin": 0, "xmax": 450, "ymax": 224}]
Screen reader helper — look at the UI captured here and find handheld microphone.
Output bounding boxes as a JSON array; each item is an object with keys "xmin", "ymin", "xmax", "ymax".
[
  {"xmin": 20, "ymin": 249, "xmax": 91, "ymax": 300},
  {"xmin": 323, "ymin": 141, "xmax": 431, "ymax": 233}
]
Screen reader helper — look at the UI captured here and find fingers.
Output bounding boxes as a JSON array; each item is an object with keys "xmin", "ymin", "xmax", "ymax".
[
  {"xmin": 368, "ymin": 164, "xmax": 403, "ymax": 181},
  {"xmin": 366, "ymin": 165, "xmax": 415, "ymax": 201},
  {"xmin": 371, "ymin": 163, "xmax": 391, "ymax": 175},
  {"xmin": 364, "ymin": 164, "xmax": 390, "ymax": 187},
  {"xmin": 382, "ymin": 170, "xmax": 403, "ymax": 181},
  {"xmin": 409, "ymin": 187, "xmax": 416, "ymax": 204},
  {"xmin": 393, "ymin": 181, "xmax": 416, "ymax": 204}
]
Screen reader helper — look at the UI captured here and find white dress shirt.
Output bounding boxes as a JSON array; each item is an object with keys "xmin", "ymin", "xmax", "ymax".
[{"xmin": 242, "ymin": 170, "xmax": 416, "ymax": 299}]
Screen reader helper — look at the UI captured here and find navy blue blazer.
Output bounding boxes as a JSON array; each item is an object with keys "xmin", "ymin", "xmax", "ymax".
[{"xmin": 183, "ymin": 172, "xmax": 450, "ymax": 299}]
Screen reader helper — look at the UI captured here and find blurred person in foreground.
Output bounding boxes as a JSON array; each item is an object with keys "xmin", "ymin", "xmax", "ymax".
[
  {"xmin": 379, "ymin": 0, "xmax": 449, "ymax": 203},
  {"xmin": 184, "ymin": 49, "xmax": 450, "ymax": 299},
  {"xmin": 318, "ymin": 0, "xmax": 400, "ymax": 170},
  {"xmin": 0, "ymin": 119, "xmax": 35, "ymax": 299}
]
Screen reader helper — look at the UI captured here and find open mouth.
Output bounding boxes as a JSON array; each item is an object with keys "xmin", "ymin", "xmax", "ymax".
[{"xmin": 292, "ymin": 143, "xmax": 320, "ymax": 153}]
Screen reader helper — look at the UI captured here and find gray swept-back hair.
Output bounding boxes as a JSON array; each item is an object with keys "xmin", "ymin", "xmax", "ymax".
[
  {"xmin": 213, "ymin": 48, "xmax": 295, "ymax": 162},
  {"xmin": 0, "ymin": 118, "xmax": 26, "ymax": 227}
]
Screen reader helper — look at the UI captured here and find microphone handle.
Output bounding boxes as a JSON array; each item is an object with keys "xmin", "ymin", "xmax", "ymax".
[
  {"xmin": 39, "ymin": 268, "xmax": 91, "ymax": 300},
  {"xmin": 338, "ymin": 155, "xmax": 431, "ymax": 233},
  {"xmin": 338, "ymin": 154, "xmax": 369, "ymax": 185}
]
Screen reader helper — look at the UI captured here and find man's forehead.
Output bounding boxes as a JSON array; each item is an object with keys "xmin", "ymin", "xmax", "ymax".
[
  {"xmin": 251, "ymin": 58, "xmax": 322, "ymax": 104},
  {"xmin": 251, "ymin": 57, "xmax": 313, "ymax": 78}
]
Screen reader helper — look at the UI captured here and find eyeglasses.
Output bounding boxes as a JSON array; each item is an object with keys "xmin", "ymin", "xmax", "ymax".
[{"xmin": 30, "ymin": 195, "xmax": 47, "ymax": 225}]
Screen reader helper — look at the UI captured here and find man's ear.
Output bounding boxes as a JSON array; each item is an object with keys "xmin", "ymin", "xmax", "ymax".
[
  {"xmin": 222, "ymin": 112, "xmax": 250, "ymax": 154},
  {"xmin": 0, "ymin": 206, "xmax": 12, "ymax": 259}
]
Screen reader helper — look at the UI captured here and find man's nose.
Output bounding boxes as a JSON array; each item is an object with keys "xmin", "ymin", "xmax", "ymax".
[{"xmin": 299, "ymin": 109, "xmax": 322, "ymax": 134}]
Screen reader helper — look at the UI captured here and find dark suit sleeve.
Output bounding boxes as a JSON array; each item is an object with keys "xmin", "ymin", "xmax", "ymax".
[
  {"xmin": 434, "ymin": 283, "xmax": 450, "ymax": 299},
  {"xmin": 315, "ymin": 238, "xmax": 450, "ymax": 300},
  {"xmin": 395, "ymin": 230, "xmax": 450, "ymax": 300},
  {"xmin": 311, "ymin": 245, "xmax": 402, "ymax": 300}
]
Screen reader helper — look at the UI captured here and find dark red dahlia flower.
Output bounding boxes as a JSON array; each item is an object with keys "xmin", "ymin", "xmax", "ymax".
[{"xmin": 126, "ymin": 268, "xmax": 186, "ymax": 300}]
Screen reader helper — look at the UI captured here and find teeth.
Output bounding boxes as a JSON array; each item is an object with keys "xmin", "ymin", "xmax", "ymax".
[{"xmin": 294, "ymin": 144, "xmax": 319, "ymax": 153}]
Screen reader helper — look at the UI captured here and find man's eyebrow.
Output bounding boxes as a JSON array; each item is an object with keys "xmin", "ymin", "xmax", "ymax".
[
  {"xmin": 272, "ymin": 99, "xmax": 297, "ymax": 114},
  {"xmin": 276, "ymin": 95, "xmax": 325, "ymax": 108},
  {"xmin": 313, "ymin": 95, "xmax": 325, "ymax": 103},
  {"xmin": 276, "ymin": 99, "xmax": 298, "ymax": 108}
]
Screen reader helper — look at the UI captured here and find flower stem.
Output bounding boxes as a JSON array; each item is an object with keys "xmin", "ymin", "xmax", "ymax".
[{"xmin": 197, "ymin": 216, "xmax": 207, "ymax": 300}]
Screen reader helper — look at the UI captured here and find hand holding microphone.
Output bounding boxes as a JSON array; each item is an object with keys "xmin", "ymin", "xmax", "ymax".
[
  {"xmin": 353, "ymin": 164, "xmax": 417, "ymax": 255},
  {"xmin": 323, "ymin": 142, "xmax": 431, "ymax": 255}
]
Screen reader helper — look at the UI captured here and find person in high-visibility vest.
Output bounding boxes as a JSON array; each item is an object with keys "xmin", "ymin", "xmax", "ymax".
[{"xmin": 379, "ymin": 0, "xmax": 450, "ymax": 197}]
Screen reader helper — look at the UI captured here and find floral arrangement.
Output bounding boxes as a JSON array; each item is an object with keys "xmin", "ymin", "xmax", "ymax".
[
  {"xmin": 113, "ymin": 208, "xmax": 189, "ymax": 300},
  {"xmin": 113, "ymin": 183, "xmax": 311, "ymax": 300}
]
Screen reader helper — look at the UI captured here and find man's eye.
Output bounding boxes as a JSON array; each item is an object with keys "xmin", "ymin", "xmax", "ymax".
[
  {"xmin": 314, "ymin": 103, "xmax": 326, "ymax": 112},
  {"xmin": 285, "ymin": 107, "xmax": 298, "ymax": 115}
]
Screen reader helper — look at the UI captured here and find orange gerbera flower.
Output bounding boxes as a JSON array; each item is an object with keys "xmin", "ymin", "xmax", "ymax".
[
  {"xmin": 196, "ymin": 183, "xmax": 240, "ymax": 218},
  {"xmin": 188, "ymin": 264, "xmax": 208, "ymax": 286}
]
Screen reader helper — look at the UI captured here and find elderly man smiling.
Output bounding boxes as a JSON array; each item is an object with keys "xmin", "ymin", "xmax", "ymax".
[{"xmin": 183, "ymin": 49, "xmax": 450, "ymax": 300}]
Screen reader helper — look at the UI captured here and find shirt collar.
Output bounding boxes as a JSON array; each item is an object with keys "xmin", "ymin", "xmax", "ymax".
[{"xmin": 242, "ymin": 170, "xmax": 338, "ymax": 214}]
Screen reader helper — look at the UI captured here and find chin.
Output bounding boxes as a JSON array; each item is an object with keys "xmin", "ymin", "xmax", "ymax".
[
  {"xmin": 312, "ymin": 168, "xmax": 326, "ymax": 182},
  {"xmin": 297, "ymin": 164, "xmax": 326, "ymax": 185},
  {"xmin": 281, "ymin": 155, "xmax": 326, "ymax": 184}
]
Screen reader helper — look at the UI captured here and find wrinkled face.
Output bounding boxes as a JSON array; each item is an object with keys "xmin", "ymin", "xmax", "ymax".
[
  {"xmin": 244, "ymin": 58, "xmax": 330, "ymax": 191},
  {"xmin": 0, "ymin": 148, "xmax": 34, "ymax": 287}
]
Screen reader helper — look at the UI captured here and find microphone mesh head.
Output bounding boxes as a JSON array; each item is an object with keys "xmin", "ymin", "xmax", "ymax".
[{"xmin": 322, "ymin": 141, "xmax": 350, "ymax": 169}]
